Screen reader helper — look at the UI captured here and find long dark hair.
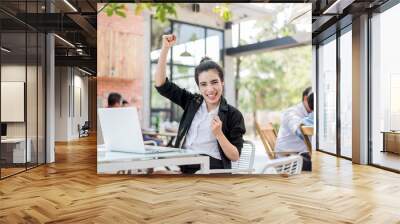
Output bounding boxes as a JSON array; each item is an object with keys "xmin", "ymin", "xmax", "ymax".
[{"xmin": 194, "ymin": 57, "xmax": 224, "ymax": 86}]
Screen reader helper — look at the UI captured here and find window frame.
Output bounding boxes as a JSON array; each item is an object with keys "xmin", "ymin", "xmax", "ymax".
[{"xmin": 149, "ymin": 17, "xmax": 225, "ymax": 126}]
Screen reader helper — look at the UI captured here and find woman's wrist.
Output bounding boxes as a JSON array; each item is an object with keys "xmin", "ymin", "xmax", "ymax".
[
  {"xmin": 160, "ymin": 47, "xmax": 170, "ymax": 55},
  {"xmin": 215, "ymin": 131, "xmax": 224, "ymax": 141}
]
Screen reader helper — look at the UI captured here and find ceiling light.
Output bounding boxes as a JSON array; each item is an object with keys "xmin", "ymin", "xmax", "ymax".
[
  {"xmin": 180, "ymin": 44, "xmax": 192, "ymax": 57},
  {"xmin": 323, "ymin": 0, "xmax": 355, "ymax": 15},
  {"xmin": 180, "ymin": 51, "xmax": 192, "ymax": 57},
  {"xmin": 1, "ymin": 47, "xmax": 11, "ymax": 53},
  {"xmin": 54, "ymin": 34, "xmax": 75, "ymax": 48},
  {"xmin": 63, "ymin": 0, "xmax": 78, "ymax": 12},
  {"xmin": 78, "ymin": 67, "xmax": 93, "ymax": 76}
]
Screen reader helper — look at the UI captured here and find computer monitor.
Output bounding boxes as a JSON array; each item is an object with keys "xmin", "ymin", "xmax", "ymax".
[{"xmin": 1, "ymin": 123, "xmax": 7, "ymax": 137}]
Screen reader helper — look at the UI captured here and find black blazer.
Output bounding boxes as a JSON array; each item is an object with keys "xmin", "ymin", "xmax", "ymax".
[{"xmin": 155, "ymin": 78, "xmax": 246, "ymax": 169}]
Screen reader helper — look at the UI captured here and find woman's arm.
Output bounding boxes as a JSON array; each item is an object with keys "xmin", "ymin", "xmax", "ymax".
[
  {"xmin": 212, "ymin": 116, "xmax": 240, "ymax": 161},
  {"xmin": 155, "ymin": 34, "xmax": 176, "ymax": 87},
  {"xmin": 154, "ymin": 34, "xmax": 194, "ymax": 108}
]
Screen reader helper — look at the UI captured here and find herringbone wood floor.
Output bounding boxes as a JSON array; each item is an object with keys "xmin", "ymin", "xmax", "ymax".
[{"xmin": 1, "ymin": 135, "xmax": 400, "ymax": 224}]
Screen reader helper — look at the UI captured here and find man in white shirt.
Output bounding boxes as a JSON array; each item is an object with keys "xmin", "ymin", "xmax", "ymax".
[{"xmin": 275, "ymin": 87, "xmax": 314, "ymax": 171}]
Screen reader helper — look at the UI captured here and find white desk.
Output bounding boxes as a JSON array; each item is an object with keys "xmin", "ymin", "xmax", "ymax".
[
  {"xmin": 97, "ymin": 145, "xmax": 210, "ymax": 174},
  {"xmin": 1, "ymin": 138, "xmax": 31, "ymax": 163}
]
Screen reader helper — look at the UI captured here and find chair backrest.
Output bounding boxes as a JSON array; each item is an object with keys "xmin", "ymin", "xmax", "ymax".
[
  {"xmin": 261, "ymin": 155, "xmax": 303, "ymax": 175},
  {"xmin": 231, "ymin": 140, "xmax": 255, "ymax": 172},
  {"xmin": 82, "ymin": 121, "xmax": 90, "ymax": 130},
  {"xmin": 300, "ymin": 125, "xmax": 313, "ymax": 154},
  {"xmin": 255, "ymin": 121, "xmax": 278, "ymax": 159}
]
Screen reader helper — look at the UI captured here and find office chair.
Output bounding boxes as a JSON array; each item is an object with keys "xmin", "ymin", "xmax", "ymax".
[{"xmin": 196, "ymin": 140, "xmax": 256, "ymax": 174}]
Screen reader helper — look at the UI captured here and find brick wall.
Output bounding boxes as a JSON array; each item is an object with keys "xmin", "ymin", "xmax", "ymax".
[
  {"xmin": 97, "ymin": 76, "xmax": 142, "ymax": 109},
  {"xmin": 97, "ymin": 4, "xmax": 144, "ymax": 110}
]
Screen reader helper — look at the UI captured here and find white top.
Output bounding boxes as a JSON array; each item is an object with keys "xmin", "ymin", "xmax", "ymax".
[
  {"xmin": 184, "ymin": 101, "xmax": 222, "ymax": 160},
  {"xmin": 275, "ymin": 102, "xmax": 309, "ymax": 154}
]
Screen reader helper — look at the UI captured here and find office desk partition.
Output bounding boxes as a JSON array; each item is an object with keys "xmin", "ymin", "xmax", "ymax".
[
  {"xmin": 1, "ymin": 138, "xmax": 31, "ymax": 164},
  {"xmin": 97, "ymin": 146, "xmax": 210, "ymax": 174}
]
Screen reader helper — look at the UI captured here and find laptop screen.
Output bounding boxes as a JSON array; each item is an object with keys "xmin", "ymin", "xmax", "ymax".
[{"xmin": 98, "ymin": 107, "xmax": 145, "ymax": 152}]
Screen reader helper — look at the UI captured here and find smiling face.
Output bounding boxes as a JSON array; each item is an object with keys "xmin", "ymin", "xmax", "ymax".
[{"xmin": 197, "ymin": 69, "xmax": 224, "ymax": 109}]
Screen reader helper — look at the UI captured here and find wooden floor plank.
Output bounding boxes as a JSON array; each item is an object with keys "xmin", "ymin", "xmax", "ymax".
[{"xmin": 0, "ymin": 135, "xmax": 400, "ymax": 223}]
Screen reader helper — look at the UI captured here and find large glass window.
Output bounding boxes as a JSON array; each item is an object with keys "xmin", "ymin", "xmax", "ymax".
[
  {"xmin": 339, "ymin": 28, "xmax": 352, "ymax": 158},
  {"xmin": 1, "ymin": 31, "xmax": 28, "ymax": 177},
  {"xmin": 0, "ymin": 1, "xmax": 46, "ymax": 179},
  {"xmin": 150, "ymin": 19, "xmax": 223, "ymax": 128},
  {"xmin": 371, "ymin": 3, "xmax": 400, "ymax": 171},
  {"xmin": 231, "ymin": 4, "xmax": 311, "ymax": 47},
  {"xmin": 317, "ymin": 36, "xmax": 337, "ymax": 154},
  {"xmin": 172, "ymin": 23, "xmax": 205, "ymax": 67},
  {"xmin": 206, "ymin": 29, "xmax": 223, "ymax": 65}
]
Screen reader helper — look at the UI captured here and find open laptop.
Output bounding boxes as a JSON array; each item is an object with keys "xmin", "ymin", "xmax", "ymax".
[{"xmin": 98, "ymin": 107, "xmax": 181, "ymax": 154}]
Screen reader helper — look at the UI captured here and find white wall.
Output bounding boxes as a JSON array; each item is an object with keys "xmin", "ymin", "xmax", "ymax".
[
  {"xmin": 1, "ymin": 65, "xmax": 28, "ymax": 138},
  {"xmin": 1, "ymin": 63, "xmax": 46, "ymax": 164},
  {"xmin": 55, "ymin": 66, "xmax": 69, "ymax": 141},
  {"xmin": 72, "ymin": 74, "xmax": 89, "ymax": 138},
  {"xmin": 55, "ymin": 67, "xmax": 89, "ymax": 141},
  {"xmin": 1, "ymin": 66, "xmax": 26, "ymax": 133}
]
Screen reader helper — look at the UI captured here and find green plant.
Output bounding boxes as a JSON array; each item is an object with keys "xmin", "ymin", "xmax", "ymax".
[
  {"xmin": 101, "ymin": 3, "xmax": 232, "ymax": 23},
  {"xmin": 212, "ymin": 3, "xmax": 232, "ymax": 22},
  {"xmin": 137, "ymin": 3, "xmax": 177, "ymax": 23},
  {"xmin": 104, "ymin": 3, "xmax": 126, "ymax": 18}
]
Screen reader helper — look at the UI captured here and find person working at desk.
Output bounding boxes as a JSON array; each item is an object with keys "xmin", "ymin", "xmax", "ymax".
[
  {"xmin": 107, "ymin": 92, "xmax": 122, "ymax": 108},
  {"xmin": 155, "ymin": 34, "xmax": 246, "ymax": 174},
  {"xmin": 275, "ymin": 87, "xmax": 314, "ymax": 171},
  {"xmin": 105, "ymin": 93, "xmax": 162, "ymax": 146}
]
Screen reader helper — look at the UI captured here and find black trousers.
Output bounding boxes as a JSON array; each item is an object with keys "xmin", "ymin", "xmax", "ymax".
[
  {"xmin": 180, "ymin": 155, "xmax": 224, "ymax": 174},
  {"xmin": 301, "ymin": 152, "xmax": 312, "ymax": 171}
]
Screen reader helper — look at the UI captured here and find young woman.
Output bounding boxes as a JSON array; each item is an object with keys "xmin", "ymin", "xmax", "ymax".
[{"xmin": 155, "ymin": 34, "xmax": 246, "ymax": 174}]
